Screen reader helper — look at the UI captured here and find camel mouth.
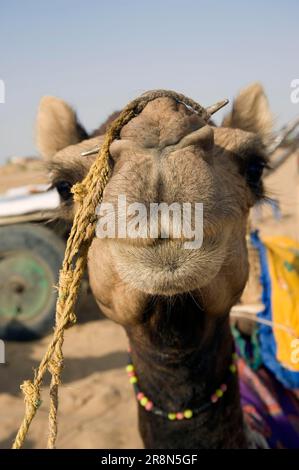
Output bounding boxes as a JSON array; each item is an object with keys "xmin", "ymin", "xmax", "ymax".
[{"xmin": 109, "ymin": 236, "xmax": 228, "ymax": 296}]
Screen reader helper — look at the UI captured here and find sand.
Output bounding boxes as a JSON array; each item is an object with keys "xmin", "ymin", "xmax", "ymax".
[{"xmin": 0, "ymin": 313, "xmax": 142, "ymax": 449}]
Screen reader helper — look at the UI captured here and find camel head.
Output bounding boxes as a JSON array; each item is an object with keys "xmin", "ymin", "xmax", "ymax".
[{"xmin": 36, "ymin": 83, "xmax": 272, "ymax": 325}]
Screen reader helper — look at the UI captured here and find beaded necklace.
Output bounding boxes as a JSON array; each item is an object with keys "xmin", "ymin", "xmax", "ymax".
[{"xmin": 126, "ymin": 350, "xmax": 238, "ymax": 421}]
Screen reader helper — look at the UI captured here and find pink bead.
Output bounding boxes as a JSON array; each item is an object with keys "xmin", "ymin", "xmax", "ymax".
[
  {"xmin": 220, "ymin": 384, "xmax": 227, "ymax": 392},
  {"xmin": 211, "ymin": 394, "xmax": 218, "ymax": 403},
  {"xmin": 137, "ymin": 392, "xmax": 144, "ymax": 401},
  {"xmin": 176, "ymin": 413, "xmax": 184, "ymax": 420},
  {"xmin": 128, "ymin": 346, "xmax": 132, "ymax": 353},
  {"xmin": 145, "ymin": 401, "xmax": 153, "ymax": 411},
  {"xmin": 128, "ymin": 371, "xmax": 135, "ymax": 377}
]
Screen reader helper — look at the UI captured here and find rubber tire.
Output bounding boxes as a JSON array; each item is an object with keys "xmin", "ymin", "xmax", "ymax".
[{"xmin": 0, "ymin": 224, "xmax": 65, "ymax": 341}]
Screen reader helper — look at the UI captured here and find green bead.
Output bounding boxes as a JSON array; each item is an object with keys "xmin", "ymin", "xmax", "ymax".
[
  {"xmin": 140, "ymin": 397, "xmax": 149, "ymax": 406},
  {"xmin": 168, "ymin": 413, "xmax": 176, "ymax": 420},
  {"xmin": 183, "ymin": 409, "xmax": 193, "ymax": 419},
  {"xmin": 215, "ymin": 389, "xmax": 223, "ymax": 398},
  {"xmin": 230, "ymin": 364, "xmax": 237, "ymax": 373},
  {"xmin": 129, "ymin": 376, "xmax": 138, "ymax": 384}
]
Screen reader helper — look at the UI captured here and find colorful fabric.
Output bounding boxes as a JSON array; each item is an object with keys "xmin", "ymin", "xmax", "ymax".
[
  {"xmin": 238, "ymin": 356, "xmax": 299, "ymax": 448},
  {"xmin": 250, "ymin": 231, "xmax": 299, "ymax": 389},
  {"xmin": 232, "ymin": 325, "xmax": 263, "ymax": 371}
]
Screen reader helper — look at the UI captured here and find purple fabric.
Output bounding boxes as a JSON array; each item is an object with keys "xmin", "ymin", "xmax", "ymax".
[{"xmin": 238, "ymin": 357, "xmax": 299, "ymax": 448}]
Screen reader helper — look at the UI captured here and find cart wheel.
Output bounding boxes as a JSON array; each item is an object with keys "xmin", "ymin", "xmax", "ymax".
[{"xmin": 0, "ymin": 224, "xmax": 65, "ymax": 340}]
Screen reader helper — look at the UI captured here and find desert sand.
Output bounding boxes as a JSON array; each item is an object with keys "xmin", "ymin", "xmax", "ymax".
[{"xmin": 0, "ymin": 308, "xmax": 142, "ymax": 449}]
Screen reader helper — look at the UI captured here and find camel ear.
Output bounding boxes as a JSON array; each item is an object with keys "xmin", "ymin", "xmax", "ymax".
[
  {"xmin": 222, "ymin": 82, "xmax": 273, "ymax": 139},
  {"xmin": 36, "ymin": 96, "xmax": 88, "ymax": 159}
]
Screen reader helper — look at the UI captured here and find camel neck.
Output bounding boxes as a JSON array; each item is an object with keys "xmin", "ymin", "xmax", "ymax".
[{"xmin": 126, "ymin": 294, "xmax": 247, "ymax": 449}]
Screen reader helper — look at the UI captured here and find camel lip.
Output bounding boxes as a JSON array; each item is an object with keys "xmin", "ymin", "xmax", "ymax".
[
  {"xmin": 107, "ymin": 237, "xmax": 197, "ymax": 248},
  {"xmin": 109, "ymin": 236, "xmax": 227, "ymax": 296},
  {"xmin": 107, "ymin": 230, "xmax": 226, "ymax": 254}
]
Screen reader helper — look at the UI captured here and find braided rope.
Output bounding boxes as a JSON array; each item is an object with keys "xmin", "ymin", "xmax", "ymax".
[{"xmin": 12, "ymin": 90, "xmax": 209, "ymax": 449}]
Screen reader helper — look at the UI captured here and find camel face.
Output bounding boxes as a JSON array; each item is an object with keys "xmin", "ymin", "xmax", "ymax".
[
  {"xmin": 95, "ymin": 98, "xmax": 266, "ymax": 298},
  {"xmin": 37, "ymin": 84, "xmax": 272, "ymax": 323}
]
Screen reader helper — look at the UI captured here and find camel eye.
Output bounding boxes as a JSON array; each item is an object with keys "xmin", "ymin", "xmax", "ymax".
[
  {"xmin": 245, "ymin": 159, "xmax": 265, "ymax": 186},
  {"xmin": 55, "ymin": 181, "xmax": 72, "ymax": 201}
]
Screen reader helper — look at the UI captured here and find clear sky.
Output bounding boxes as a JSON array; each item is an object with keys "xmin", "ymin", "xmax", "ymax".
[{"xmin": 0, "ymin": 0, "xmax": 298, "ymax": 163}]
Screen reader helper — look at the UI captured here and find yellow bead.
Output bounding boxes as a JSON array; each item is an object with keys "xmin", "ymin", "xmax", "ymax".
[
  {"xmin": 232, "ymin": 352, "xmax": 238, "ymax": 361},
  {"xmin": 168, "ymin": 413, "xmax": 176, "ymax": 421},
  {"xmin": 140, "ymin": 397, "xmax": 149, "ymax": 406},
  {"xmin": 126, "ymin": 364, "xmax": 134, "ymax": 373},
  {"xmin": 215, "ymin": 389, "xmax": 223, "ymax": 398},
  {"xmin": 183, "ymin": 409, "xmax": 193, "ymax": 419},
  {"xmin": 129, "ymin": 376, "xmax": 138, "ymax": 384},
  {"xmin": 230, "ymin": 364, "xmax": 237, "ymax": 373}
]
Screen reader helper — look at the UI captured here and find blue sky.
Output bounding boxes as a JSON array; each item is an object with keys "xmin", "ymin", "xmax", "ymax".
[{"xmin": 0, "ymin": 0, "xmax": 298, "ymax": 162}]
